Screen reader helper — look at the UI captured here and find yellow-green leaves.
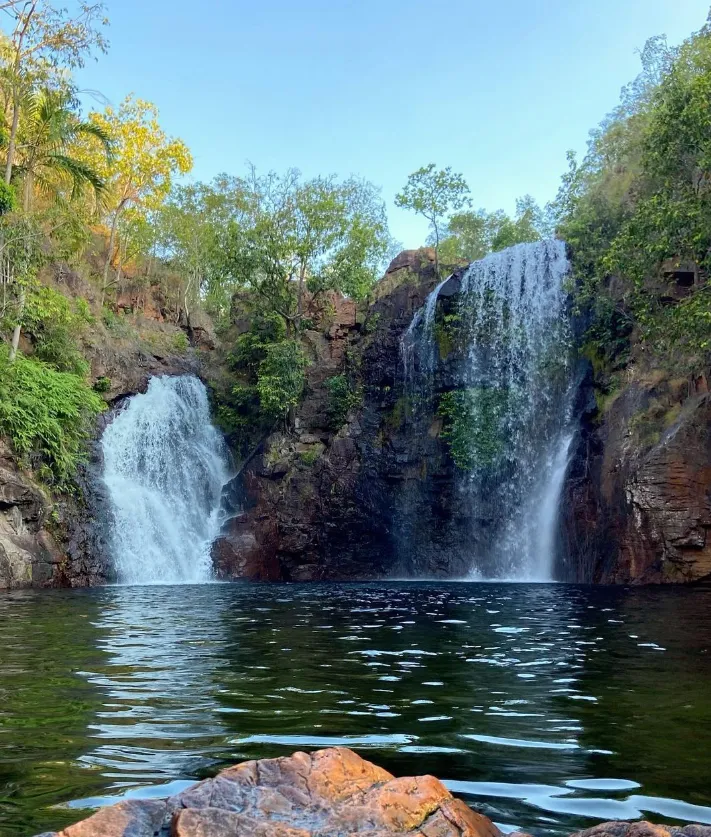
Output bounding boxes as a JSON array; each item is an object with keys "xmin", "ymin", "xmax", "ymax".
[{"xmin": 81, "ymin": 95, "xmax": 193, "ymax": 218}]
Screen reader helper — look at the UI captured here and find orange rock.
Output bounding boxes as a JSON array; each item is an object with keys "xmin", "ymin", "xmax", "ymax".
[
  {"xmin": 44, "ymin": 750, "xmax": 711, "ymax": 837},
  {"xmin": 47, "ymin": 747, "xmax": 504, "ymax": 836}
]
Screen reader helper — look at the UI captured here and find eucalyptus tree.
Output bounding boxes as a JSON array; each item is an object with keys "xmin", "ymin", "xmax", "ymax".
[
  {"xmin": 156, "ymin": 178, "xmax": 251, "ymax": 324},
  {"xmin": 233, "ymin": 167, "xmax": 390, "ymax": 335},
  {"xmin": 395, "ymin": 164, "xmax": 470, "ymax": 278}
]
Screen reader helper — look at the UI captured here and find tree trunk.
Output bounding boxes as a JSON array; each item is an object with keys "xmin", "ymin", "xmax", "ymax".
[
  {"xmin": 22, "ymin": 171, "xmax": 32, "ymax": 212},
  {"xmin": 9, "ymin": 287, "xmax": 24, "ymax": 362},
  {"xmin": 296, "ymin": 264, "xmax": 306, "ymax": 329},
  {"xmin": 4, "ymin": 91, "xmax": 20, "ymax": 186},
  {"xmin": 433, "ymin": 219, "xmax": 440, "ymax": 280},
  {"xmin": 5, "ymin": 2, "xmax": 36, "ymax": 185},
  {"xmin": 101, "ymin": 209, "xmax": 121, "ymax": 307}
]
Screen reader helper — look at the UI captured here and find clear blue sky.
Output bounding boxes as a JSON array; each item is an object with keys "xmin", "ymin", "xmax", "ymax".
[{"xmin": 74, "ymin": 0, "xmax": 710, "ymax": 249}]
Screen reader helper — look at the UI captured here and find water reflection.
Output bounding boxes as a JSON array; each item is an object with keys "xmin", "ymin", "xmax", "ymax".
[
  {"xmin": 79, "ymin": 586, "xmax": 229, "ymax": 781},
  {"xmin": 0, "ymin": 582, "xmax": 709, "ymax": 837}
]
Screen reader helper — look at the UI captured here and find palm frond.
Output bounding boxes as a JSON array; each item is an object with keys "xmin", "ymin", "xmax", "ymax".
[
  {"xmin": 75, "ymin": 121, "xmax": 114, "ymax": 160},
  {"xmin": 47, "ymin": 153, "xmax": 106, "ymax": 198}
]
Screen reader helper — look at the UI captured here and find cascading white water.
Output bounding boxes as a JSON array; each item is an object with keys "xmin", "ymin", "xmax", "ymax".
[
  {"xmin": 402, "ymin": 239, "xmax": 574, "ymax": 580},
  {"xmin": 101, "ymin": 375, "xmax": 231, "ymax": 585},
  {"xmin": 457, "ymin": 239, "xmax": 573, "ymax": 580},
  {"xmin": 400, "ymin": 276, "xmax": 449, "ymax": 400}
]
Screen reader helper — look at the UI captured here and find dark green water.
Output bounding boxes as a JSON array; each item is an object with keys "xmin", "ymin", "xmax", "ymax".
[{"xmin": 0, "ymin": 582, "xmax": 710, "ymax": 837}]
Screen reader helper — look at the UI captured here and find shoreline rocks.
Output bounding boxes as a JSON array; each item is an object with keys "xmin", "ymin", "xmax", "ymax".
[{"xmin": 35, "ymin": 748, "xmax": 711, "ymax": 837}]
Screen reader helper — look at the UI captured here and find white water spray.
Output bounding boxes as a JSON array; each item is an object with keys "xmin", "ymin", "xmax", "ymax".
[
  {"xmin": 400, "ymin": 276, "xmax": 449, "ymax": 397},
  {"xmin": 101, "ymin": 375, "xmax": 231, "ymax": 585},
  {"xmin": 458, "ymin": 240, "xmax": 573, "ymax": 580},
  {"xmin": 402, "ymin": 240, "xmax": 574, "ymax": 580}
]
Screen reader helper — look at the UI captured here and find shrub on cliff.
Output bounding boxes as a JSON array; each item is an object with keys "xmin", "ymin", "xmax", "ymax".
[
  {"xmin": 325, "ymin": 374, "xmax": 362, "ymax": 429},
  {"xmin": 0, "ymin": 347, "xmax": 105, "ymax": 487},
  {"xmin": 257, "ymin": 340, "xmax": 307, "ymax": 419}
]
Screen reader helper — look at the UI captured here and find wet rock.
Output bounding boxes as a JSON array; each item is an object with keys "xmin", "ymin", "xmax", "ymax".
[
  {"xmin": 568, "ymin": 823, "xmax": 711, "ymax": 837},
  {"xmin": 40, "ymin": 747, "xmax": 507, "ymax": 837},
  {"xmin": 0, "ymin": 460, "xmax": 61, "ymax": 589}
]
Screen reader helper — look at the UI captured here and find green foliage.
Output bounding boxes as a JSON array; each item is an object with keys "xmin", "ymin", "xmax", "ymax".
[
  {"xmin": 439, "ymin": 196, "xmax": 547, "ymax": 264},
  {"xmin": 22, "ymin": 285, "xmax": 89, "ymax": 376},
  {"xmin": 325, "ymin": 373, "xmax": 363, "ymax": 428},
  {"xmin": 214, "ymin": 168, "xmax": 391, "ymax": 335},
  {"xmin": 395, "ymin": 164, "xmax": 470, "ymax": 273},
  {"xmin": 0, "ymin": 346, "xmax": 104, "ymax": 487},
  {"xmin": 363, "ymin": 311, "xmax": 381, "ymax": 334},
  {"xmin": 0, "ymin": 182, "xmax": 17, "ymax": 215},
  {"xmin": 438, "ymin": 387, "xmax": 508, "ymax": 470},
  {"xmin": 555, "ymin": 22, "xmax": 711, "ymax": 369},
  {"xmin": 230, "ymin": 312, "xmax": 286, "ymax": 373},
  {"xmin": 171, "ymin": 330, "xmax": 189, "ymax": 352},
  {"xmin": 92, "ymin": 375, "xmax": 111, "ymax": 393},
  {"xmin": 256, "ymin": 340, "xmax": 307, "ymax": 419},
  {"xmin": 101, "ymin": 306, "xmax": 134, "ymax": 337},
  {"xmin": 299, "ymin": 447, "xmax": 322, "ymax": 466}
]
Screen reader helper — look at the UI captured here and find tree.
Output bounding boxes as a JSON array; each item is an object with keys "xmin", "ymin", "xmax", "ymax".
[
  {"xmin": 76, "ymin": 95, "xmax": 192, "ymax": 303},
  {"xmin": 5, "ymin": 88, "xmax": 109, "ymax": 361},
  {"xmin": 14, "ymin": 87, "xmax": 111, "ymax": 211},
  {"xmin": 395, "ymin": 164, "xmax": 470, "ymax": 278},
  {"xmin": 156, "ymin": 178, "xmax": 250, "ymax": 324},
  {"xmin": 231, "ymin": 168, "xmax": 390, "ymax": 334},
  {"xmin": 0, "ymin": 1, "xmax": 109, "ymax": 185},
  {"xmin": 439, "ymin": 195, "xmax": 545, "ymax": 264}
]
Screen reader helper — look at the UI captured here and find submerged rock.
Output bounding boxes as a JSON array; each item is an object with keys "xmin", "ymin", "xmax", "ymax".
[{"xmin": 36, "ymin": 748, "xmax": 711, "ymax": 837}]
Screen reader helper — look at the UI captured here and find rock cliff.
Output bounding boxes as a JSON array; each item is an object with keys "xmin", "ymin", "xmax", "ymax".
[
  {"xmin": 562, "ymin": 366, "xmax": 711, "ymax": 583},
  {"xmin": 212, "ymin": 249, "xmax": 463, "ymax": 581},
  {"xmin": 214, "ymin": 250, "xmax": 711, "ymax": 585},
  {"xmin": 5, "ymin": 248, "xmax": 711, "ymax": 589}
]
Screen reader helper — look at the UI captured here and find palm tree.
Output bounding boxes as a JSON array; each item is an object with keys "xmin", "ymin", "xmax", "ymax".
[
  {"xmin": 14, "ymin": 88, "xmax": 112, "ymax": 212},
  {"xmin": 6, "ymin": 88, "xmax": 112, "ymax": 361}
]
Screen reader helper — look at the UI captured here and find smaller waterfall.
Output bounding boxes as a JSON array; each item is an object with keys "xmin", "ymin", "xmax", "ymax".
[
  {"xmin": 101, "ymin": 376, "xmax": 231, "ymax": 585},
  {"xmin": 400, "ymin": 276, "xmax": 449, "ymax": 397},
  {"xmin": 530, "ymin": 432, "xmax": 574, "ymax": 580}
]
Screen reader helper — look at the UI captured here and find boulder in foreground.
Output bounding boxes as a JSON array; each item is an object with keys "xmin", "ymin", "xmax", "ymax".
[{"xmin": 37, "ymin": 747, "xmax": 711, "ymax": 837}]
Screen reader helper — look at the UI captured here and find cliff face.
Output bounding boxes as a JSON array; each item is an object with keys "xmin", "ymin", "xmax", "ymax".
[
  {"xmin": 216, "ymin": 251, "xmax": 711, "ymax": 586},
  {"xmin": 213, "ymin": 249, "xmax": 467, "ymax": 581},
  {"xmin": 562, "ymin": 366, "xmax": 711, "ymax": 584},
  {"xmin": 5, "ymin": 251, "xmax": 711, "ymax": 589}
]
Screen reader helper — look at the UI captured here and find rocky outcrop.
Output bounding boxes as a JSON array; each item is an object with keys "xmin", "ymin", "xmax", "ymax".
[
  {"xmin": 35, "ymin": 748, "xmax": 711, "ymax": 837},
  {"xmin": 562, "ymin": 368, "xmax": 711, "ymax": 584},
  {"xmin": 0, "ymin": 446, "xmax": 61, "ymax": 589},
  {"xmin": 214, "ymin": 248, "xmax": 711, "ymax": 586},
  {"xmin": 0, "ymin": 262, "xmax": 213, "ymax": 590},
  {"xmin": 211, "ymin": 250, "xmax": 461, "ymax": 581}
]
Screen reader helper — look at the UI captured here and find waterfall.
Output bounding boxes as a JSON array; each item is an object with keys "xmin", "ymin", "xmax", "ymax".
[
  {"xmin": 402, "ymin": 240, "xmax": 574, "ymax": 580},
  {"xmin": 101, "ymin": 375, "xmax": 231, "ymax": 585},
  {"xmin": 400, "ymin": 276, "xmax": 449, "ymax": 403}
]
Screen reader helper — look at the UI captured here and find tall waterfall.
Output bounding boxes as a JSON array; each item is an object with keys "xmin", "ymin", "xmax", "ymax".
[
  {"xmin": 101, "ymin": 375, "xmax": 231, "ymax": 585},
  {"xmin": 403, "ymin": 240, "xmax": 573, "ymax": 580}
]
